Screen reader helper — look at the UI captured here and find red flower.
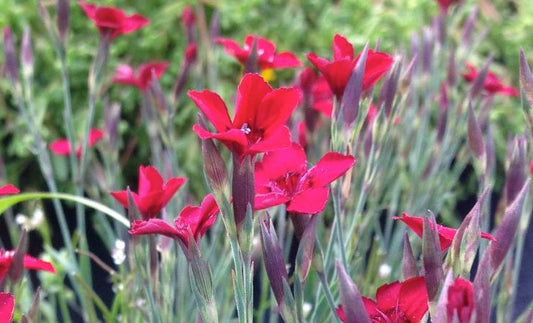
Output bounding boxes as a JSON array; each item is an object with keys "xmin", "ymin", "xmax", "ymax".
[
  {"xmin": 0, "ymin": 249, "xmax": 55, "ymax": 281},
  {"xmin": 79, "ymin": 1, "xmax": 149, "ymax": 39},
  {"xmin": 446, "ymin": 277, "xmax": 474, "ymax": 323},
  {"xmin": 110, "ymin": 166, "xmax": 186, "ymax": 220},
  {"xmin": 307, "ymin": 34, "xmax": 393, "ymax": 98},
  {"xmin": 394, "ymin": 213, "xmax": 496, "ymax": 250},
  {"xmin": 50, "ymin": 128, "xmax": 104, "ymax": 158},
  {"xmin": 112, "ymin": 61, "xmax": 170, "ymax": 91},
  {"xmin": 0, "ymin": 184, "xmax": 19, "ymax": 196},
  {"xmin": 189, "ymin": 73, "xmax": 301, "ymax": 161},
  {"xmin": 215, "ymin": 35, "xmax": 302, "ymax": 71},
  {"xmin": 254, "ymin": 143, "xmax": 355, "ymax": 214},
  {"xmin": 462, "ymin": 63, "xmax": 518, "ymax": 97},
  {"xmin": 0, "ymin": 292, "xmax": 14, "ymax": 323},
  {"xmin": 338, "ymin": 276, "xmax": 428, "ymax": 323},
  {"xmin": 129, "ymin": 194, "xmax": 218, "ymax": 248}
]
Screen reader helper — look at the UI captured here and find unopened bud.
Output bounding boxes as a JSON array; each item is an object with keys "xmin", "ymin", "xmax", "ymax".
[
  {"xmin": 57, "ymin": 0, "xmax": 69, "ymax": 45},
  {"xmin": 260, "ymin": 215, "xmax": 288, "ymax": 305},
  {"xmin": 2, "ymin": 27, "xmax": 19, "ymax": 83}
]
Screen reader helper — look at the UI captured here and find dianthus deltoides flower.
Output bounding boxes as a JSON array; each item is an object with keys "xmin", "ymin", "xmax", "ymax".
[
  {"xmin": 394, "ymin": 213, "xmax": 496, "ymax": 250},
  {"xmin": 307, "ymin": 34, "xmax": 393, "ymax": 98},
  {"xmin": 129, "ymin": 194, "xmax": 218, "ymax": 248},
  {"xmin": 79, "ymin": 1, "xmax": 150, "ymax": 39},
  {"xmin": 0, "ymin": 184, "xmax": 19, "ymax": 196},
  {"xmin": 337, "ymin": 276, "xmax": 428, "ymax": 322},
  {"xmin": 189, "ymin": 73, "xmax": 301, "ymax": 161},
  {"xmin": 215, "ymin": 35, "xmax": 302, "ymax": 72},
  {"xmin": 112, "ymin": 61, "xmax": 170, "ymax": 91},
  {"xmin": 254, "ymin": 143, "xmax": 355, "ymax": 214},
  {"xmin": 0, "ymin": 249, "xmax": 56, "ymax": 281},
  {"xmin": 110, "ymin": 166, "xmax": 186, "ymax": 220},
  {"xmin": 462, "ymin": 63, "xmax": 518, "ymax": 97},
  {"xmin": 50, "ymin": 128, "xmax": 104, "ymax": 158}
]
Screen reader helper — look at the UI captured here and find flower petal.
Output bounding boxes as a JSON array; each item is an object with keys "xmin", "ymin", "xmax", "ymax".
[
  {"xmin": 137, "ymin": 61, "xmax": 170, "ymax": 90},
  {"xmin": 254, "ymin": 192, "xmax": 291, "ymax": 210},
  {"xmin": 193, "ymin": 125, "xmax": 249, "ymax": 154},
  {"xmin": 119, "ymin": 13, "xmax": 150, "ymax": 35},
  {"xmin": 286, "ymin": 187, "xmax": 329, "ymax": 214},
  {"xmin": 248, "ymin": 125, "xmax": 291, "ymax": 154},
  {"xmin": 301, "ymin": 152, "xmax": 356, "ymax": 189},
  {"xmin": 22, "ymin": 255, "xmax": 55, "ymax": 273},
  {"xmin": 360, "ymin": 50, "xmax": 394, "ymax": 91},
  {"xmin": 112, "ymin": 64, "xmax": 138, "ymax": 87},
  {"xmin": 0, "ymin": 292, "xmax": 14, "ymax": 323},
  {"xmin": 398, "ymin": 276, "xmax": 429, "ymax": 322},
  {"xmin": 374, "ymin": 280, "xmax": 401, "ymax": 312},
  {"xmin": 129, "ymin": 219, "xmax": 181, "ymax": 240},
  {"xmin": 138, "ymin": 166, "xmax": 164, "ymax": 197},
  {"xmin": 161, "ymin": 176, "xmax": 187, "ymax": 210},
  {"xmin": 88, "ymin": 128, "xmax": 105, "ymax": 146},
  {"xmin": 50, "ymin": 139, "xmax": 72, "ymax": 155},
  {"xmin": 188, "ymin": 90, "xmax": 233, "ymax": 132},
  {"xmin": 233, "ymin": 73, "xmax": 273, "ymax": 129},
  {"xmin": 0, "ymin": 184, "xmax": 19, "ymax": 196},
  {"xmin": 333, "ymin": 34, "xmax": 354, "ymax": 61},
  {"xmin": 272, "ymin": 52, "xmax": 302, "ymax": 69},
  {"xmin": 109, "ymin": 190, "xmax": 130, "ymax": 209},
  {"xmin": 256, "ymin": 87, "xmax": 301, "ymax": 134}
]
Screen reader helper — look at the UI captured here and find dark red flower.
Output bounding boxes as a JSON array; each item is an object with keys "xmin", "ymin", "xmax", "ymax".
[
  {"xmin": 339, "ymin": 276, "xmax": 429, "ymax": 323},
  {"xmin": 446, "ymin": 277, "xmax": 474, "ymax": 323},
  {"xmin": 0, "ymin": 184, "xmax": 19, "ymax": 196},
  {"xmin": 110, "ymin": 166, "xmax": 186, "ymax": 220},
  {"xmin": 215, "ymin": 35, "xmax": 302, "ymax": 72},
  {"xmin": 307, "ymin": 34, "xmax": 393, "ymax": 98},
  {"xmin": 0, "ymin": 249, "xmax": 55, "ymax": 281},
  {"xmin": 129, "ymin": 194, "xmax": 218, "ymax": 248},
  {"xmin": 462, "ymin": 63, "xmax": 518, "ymax": 97},
  {"xmin": 0, "ymin": 292, "xmax": 14, "ymax": 323},
  {"xmin": 184, "ymin": 44, "xmax": 197, "ymax": 63},
  {"xmin": 181, "ymin": 6, "xmax": 196, "ymax": 29},
  {"xmin": 254, "ymin": 143, "xmax": 355, "ymax": 214},
  {"xmin": 50, "ymin": 128, "xmax": 104, "ymax": 158},
  {"xmin": 112, "ymin": 61, "xmax": 170, "ymax": 91},
  {"xmin": 79, "ymin": 1, "xmax": 149, "ymax": 39},
  {"xmin": 394, "ymin": 213, "xmax": 496, "ymax": 250},
  {"xmin": 189, "ymin": 73, "xmax": 301, "ymax": 161}
]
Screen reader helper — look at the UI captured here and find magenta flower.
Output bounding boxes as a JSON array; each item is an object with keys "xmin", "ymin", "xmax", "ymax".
[
  {"xmin": 462, "ymin": 63, "xmax": 518, "ymax": 97},
  {"xmin": 447, "ymin": 277, "xmax": 474, "ymax": 323},
  {"xmin": 307, "ymin": 34, "xmax": 393, "ymax": 98},
  {"xmin": 394, "ymin": 213, "xmax": 496, "ymax": 250},
  {"xmin": 79, "ymin": 1, "xmax": 150, "ymax": 39},
  {"xmin": 254, "ymin": 143, "xmax": 355, "ymax": 214},
  {"xmin": 0, "ymin": 292, "xmax": 14, "ymax": 323},
  {"xmin": 0, "ymin": 184, "xmax": 19, "ymax": 196},
  {"xmin": 0, "ymin": 249, "xmax": 55, "ymax": 281},
  {"xmin": 110, "ymin": 166, "xmax": 186, "ymax": 220},
  {"xmin": 337, "ymin": 276, "xmax": 429, "ymax": 323},
  {"xmin": 189, "ymin": 73, "xmax": 301, "ymax": 161},
  {"xmin": 50, "ymin": 128, "xmax": 104, "ymax": 158},
  {"xmin": 129, "ymin": 194, "xmax": 218, "ymax": 248},
  {"xmin": 112, "ymin": 61, "xmax": 170, "ymax": 91},
  {"xmin": 299, "ymin": 67, "xmax": 334, "ymax": 118},
  {"xmin": 215, "ymin": 35, "xmax": 302, "ymax": 72},
  {"xmin": 437, "ymin": 0, "xmax": 461, "ymax": 11}
]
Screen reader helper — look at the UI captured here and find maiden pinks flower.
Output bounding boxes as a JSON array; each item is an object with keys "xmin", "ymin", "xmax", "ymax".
[
  {"xmin": 129, "ymin": 194, "xmax": 218, "ymax": 248},
  {"xmin": 189, "ymin": 73, "xmax": 301, "ymax": 161},
  {"xmin": 110, "ymin": 166, "xmax": 186, "ymax": 220},
  {"xmin": 462, "ymin": 63, "xmax": 518, "ymax": 97},
  {"xmin": 337, "ymin": 276, "xmax": 429, "ymax": 322},
  {"xmin": 79, "ymin": 1, "xmax": 150, "ymax": 39},
  {"xmin": 446, "ymin": 277, "xmax": 474, "ymax": 323},
  {"xmin": 254, "ymin": 143, "xmax": 355, "ymax": 214},
  {"xmin": 307, "ymin": 34, "xmax": 393, "ymax": 98},
  {"xmin": 394, "ymin": 213, "xmax": 496, "ymax": 250},
  {"xmin": 0, "ymin": 184, "xmax": 19, "ymax": 196},
  {"xmin": 112, "ymin": 61, "xmax": 170, "ymax": 91},
  {"xmin": 50, "ymin": 128, "xmax": 104, "ymax": 158},
  {"xmin": 215, "ymin": 35, "xmax": 302, "ymax": 76},
  {"xmin": 0, "ymin": 249, "xmax": 55, "ymax": 281}
]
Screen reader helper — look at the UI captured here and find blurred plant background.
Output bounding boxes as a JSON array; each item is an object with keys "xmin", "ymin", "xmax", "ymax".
[{"xmin": 1, "ymin": 0, "xmax": 532, "ymax": 322}]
